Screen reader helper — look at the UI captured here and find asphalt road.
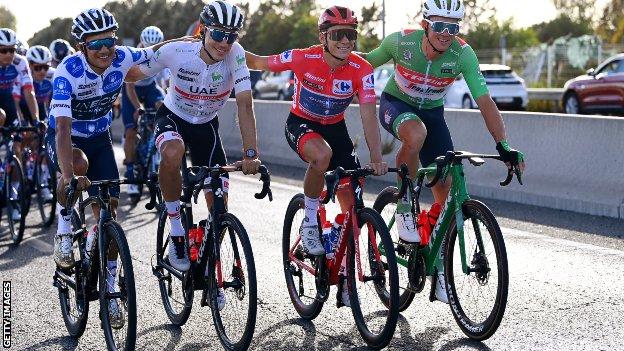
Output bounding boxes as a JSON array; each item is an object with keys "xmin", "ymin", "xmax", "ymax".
[{"xmin": 1, "ymin": 149, "xmax": 623, "ymax": 350}]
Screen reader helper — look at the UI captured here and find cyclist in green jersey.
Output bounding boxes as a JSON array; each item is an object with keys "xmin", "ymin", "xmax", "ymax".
[{"xmin": 363, "ymin": 0, "xmax": 525, "ymax": 303}]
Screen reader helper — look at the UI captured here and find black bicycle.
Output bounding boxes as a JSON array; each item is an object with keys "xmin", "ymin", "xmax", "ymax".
[
  {"xmin": 23, "ymin": 122, "xmax": 56, "ymax": 227},
  {"xmin": 149, "ymin": 159, "xmax": 272, "ymax": 351},
  {"xmin": 53, "ymin": 177, "xmax": 139, "ymax": 351},
  {"xmin": 130, "ymin": 108, "xmax": 159, "ymax": 206},
  {"xmin": 0, "ymin": 125, "xmax": 37, "ymax": 245}
]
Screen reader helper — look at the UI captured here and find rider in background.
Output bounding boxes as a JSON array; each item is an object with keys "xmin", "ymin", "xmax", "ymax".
[
  {"xmin": 362, "ymin": 0, "xmax": 525, "ymax": 303},
  {"xmin": 49, "ymin": 39, "xmax": 75, "ymax": 69},
  {"xmin": 246, "ymin": 6, "xmax": 388, "ymax": 307},
  {"xmin": 121, "ymin": 26, "xmax": 167, "ymax": 197}
]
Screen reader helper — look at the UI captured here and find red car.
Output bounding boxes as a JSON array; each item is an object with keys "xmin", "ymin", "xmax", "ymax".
[{"xmin": 562, "ymin": 53, "xmax": 624, "ymax": 115}]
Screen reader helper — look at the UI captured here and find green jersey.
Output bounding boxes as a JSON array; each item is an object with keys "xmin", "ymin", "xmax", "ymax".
[{"xmin": 367, "ymin": 29, "xmax": 489, "ymax": 110}]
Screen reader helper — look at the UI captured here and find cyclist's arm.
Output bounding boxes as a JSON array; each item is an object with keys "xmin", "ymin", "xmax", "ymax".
[
  {"xmin": 475, "ymin": 95, "xmax": 506, "ymax": 143},
  {"xmin": 235, "ymin": 91, "xmax": 258, "ymax": 153},
  {"xmin": 22, "ymin": 85, "xmax": 39, "ymax": 123},
  {"xmin": 364, "ymin": 32, "xmax": 397, "ymax": 68},
  {"xmin": 55, "ymin": 116, "xmax": 74, "ymax": 180},
  {"xmin": 131, "ymin": 43, "xmax": 172, "ymax": 82},
  {"xmin": 359, "ymin": 102, "xmax": 383, "ymax": 164},
  {"xmin": 125, "ymin": 82, "xmax": 142, "ymax": 111},
  {"xmin": 245, "ymin": 51, "xmax": 270, "ymax": 71}
]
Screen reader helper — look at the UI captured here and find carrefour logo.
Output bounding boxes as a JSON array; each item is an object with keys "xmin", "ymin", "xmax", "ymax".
[
  {"xmin": 52, "ymin": 77, "xmax": 72, "ymax": 100},
  {"xmin": 332, "ymin": 79, "xmax": 352, "ymax": 95},
  {"xmin": 102, "ymin": 71, "xmax": 123, "ymax": 93},
  {"xmin": 112, "ymin": 49, "xmax": 125, "ymax": 68},
  {"xmin": 280, "ymin": 50, "xmax": 293, "ymax": 63},
  {"xmin": 64, "ymin": 56, "xmax": 84, "ymax": 78},
  {"xmin": 362, "ymin": 73, "xmax": 374, "ymax": 90}
]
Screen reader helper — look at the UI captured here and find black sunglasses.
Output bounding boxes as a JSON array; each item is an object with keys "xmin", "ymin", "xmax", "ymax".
[
  {"xmin": 0, "ymin": 47, "xmax": 16, "ymax": 55},
  {"xmin": 207, "ymin": 28, "xmax": 239, "ymax": 44},
  {"xmin": 327, "ymin": 28, "xmax": 358, "ymax": 42},
  {"xmin": 33, "ymin": 64, "xmax": 50, "ymax": 72},
  {"xmin": 84, "ymin": 37, "xmax": 117, "ymax": 51}
]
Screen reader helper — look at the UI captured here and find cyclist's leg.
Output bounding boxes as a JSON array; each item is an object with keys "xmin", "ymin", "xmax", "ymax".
[
  {"xmin": 121, "ymin": 85, "xmax": 139, "ymax": 183},
  {"xmin": 284, "ymin": 113, "xmax": 327, "ymax": 255},
  {"xmin": 418, "ymin": 106, "xmax": 454, "ymax": 204},
  {"xmin": 183, "ymin": 117, "xmax": 229, "ymax": 210}
]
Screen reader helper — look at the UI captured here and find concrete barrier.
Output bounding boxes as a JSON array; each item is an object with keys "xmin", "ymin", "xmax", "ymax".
[{"xmin": 217, "ymin": 99, "xmax": 624, "ymax": 219}]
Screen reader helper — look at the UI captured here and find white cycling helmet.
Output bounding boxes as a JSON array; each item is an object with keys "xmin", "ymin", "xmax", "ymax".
[
  {"xmin": 0, "ymin": 28, "xmax": 17, "ymax": 46},
  {"xmin": 71, "ymin": 8, "xmax": 119, "ymax": 42},
  {"xmin": 49, "ymin": 39, "xmax": 75, "ymax": 62},
  {"xmin": 26, "ymin": 45, "xmax": 53, "ymax": 64},
  {"xmin": 199, "ymin": 0, "xmax": 245, "ymax": 31},
  {"xmin": 15, "ymin": 38, "xmax": 28, "ymax": 56},
  {"xmin": 140, "ymin": 26, "xmax": 164, "ymax": 46},
  {"xmin": 422, "ymin": 0, "xmax": 465, "ymax": 20}
]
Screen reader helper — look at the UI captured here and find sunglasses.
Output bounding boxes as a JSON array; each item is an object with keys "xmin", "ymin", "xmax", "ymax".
[
  {"xmin": 33, "ymin": 64, "xmax": 50, "ymax": 72},
  {"xmin": 84, "ymin": 37, "xmax": 117, "ymax": 51},
  {"xmin": 327, "ymin": 28, "xmax": 358, "ymax": 42},
  {"xmin": 0, "ymin": 47, "xmax": 16, "ymax": 55},
  {"xmin": 424, "ymin": 19, "xmax": 460, "ymax": 35},
  {"xmin": 208, "ymin": 28, "xmax": 238, "ymax": 44}
]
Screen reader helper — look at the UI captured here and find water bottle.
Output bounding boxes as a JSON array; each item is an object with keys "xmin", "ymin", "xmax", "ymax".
[
  {"xmin": 321, "ymin": 221, "xmax": 334, "ymax": 259},
  {"xmin": 329, "ymin": 214, "xmax": 345, "ymax": 254}
]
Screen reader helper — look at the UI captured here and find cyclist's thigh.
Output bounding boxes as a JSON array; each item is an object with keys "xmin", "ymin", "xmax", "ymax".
[
  {"xmin": 418, "ymin": 106, "xmax": 454, "ymax": 168},
  {"xmin": 121, "ymin": 85, "xmax": 137, "ymax": 131},
  {"xmin": 284, "ymin": 112, "xmax": 325, "ymax": 163},
  {"xmin": 183, "ymin": 117, "xmax": 230, "ymax": 191},
  {"xmin": 44, "ymin": 128, "xmax": 86, "ymax": 174},
  {"xmin": 379, "ymin": 92, "xmax": 422, "ymax": 140},
  {"xmin": 76, "ymin": 133, "xmax": 120, "ymax": 198},
  {"xmin": 153, "ymin": 105, "xmax": 184, "ymax": 152},
  {"xmin": 319, "ymin": 119, "xmax": 360, "ymax": 171}
]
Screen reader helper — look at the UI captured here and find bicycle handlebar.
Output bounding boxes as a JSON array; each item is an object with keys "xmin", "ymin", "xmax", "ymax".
[
  {"xmin": 320, "ymin": 167, "xmax": 375, "ymax": 204},
  {"xmin": 61, "ymin": 177, "xmax": 143, "ymax": 215},
  {"xmin": 427, "ymin": 151, "xmax": 523, "ymax": 187},
  {"xmin": 186, "ymin": 163, "xmax": 273, "ymax": 204},
  {"xmin": 387, "ymin": 164, "xmax": 410, "ymax": 200}
]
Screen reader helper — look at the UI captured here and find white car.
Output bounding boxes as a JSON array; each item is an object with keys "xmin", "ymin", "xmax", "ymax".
[
  {"xmin": 373, "ymin": 64, "xmax": 394, "ymax": 99},
  {"xmin": 445, "ymin": 64, "xmax": 528, "ymax": 110}
]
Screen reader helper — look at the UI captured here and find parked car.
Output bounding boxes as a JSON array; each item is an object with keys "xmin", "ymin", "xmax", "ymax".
[
  {"xmin": 445, "ymin": 64, "xmax": 528, "ymax": 110},
  {"xmin": 230, "ymin": 70, "xmax": 262, "ymax": 98},
  {"xmin": 252, "ymin": 70, "xmax": 295, "ymax": 100},
  {"xmin": 562, "ymin": 53, "xmax": 624, "ymax": 115},
  {"xmin": 373, "ymin": 64, "xmax": 394, "ymax": 99}
]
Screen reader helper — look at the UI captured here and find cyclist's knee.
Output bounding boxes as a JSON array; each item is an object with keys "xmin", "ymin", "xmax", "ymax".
[
  {"xmin": 398, "ymin": 120, "xmax": 426, "ymax": 148},
  {"xmin": 0, "ymin": 109, "xmax": 5, "ymax": 125},
  {"xmin": 160, "ymin": 140, "xmax": 184, "ymax": 166},
  {"xmin": 73, "ymin": 148, "xmax": 89, "ymax": 175},
  {"xmin": 125, "ymin": 127, "xmax": 137, "ymax": 139},
  {"xmin": 304, "ymin": 140, "xmax": 332, "ymax": 172}
]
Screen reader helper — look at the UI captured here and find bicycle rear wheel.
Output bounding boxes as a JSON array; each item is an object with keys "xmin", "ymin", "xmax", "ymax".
[
  {"xmin": 156, "ymin": 207, "xmax": 193, "ymax": 325},
  {"xmin": 444, "ymin": 199, "xmax": 509, "ymax": 340},
  {"xmin": 99, "ymin": 221, "xmax": 137, "ymax": 351},
  {"xmin": 57, "ymin": 209, "xmax": 89, "ymax": 337},
  {"xmin": 282, "ymin": 194, "xmax": 325, "ymax": 320},
  {"xmin": 373, "ymin": 186, "xmax": 417, "ymax": 311},
  {"xmin": 36, "ymin": 152, "xmax": 56, "ymax": 227},
  {"xmin": 6, "ymin": 155, "xmax": 26, "ymax": 245},
  {"xmin": 348, "ymin": 207, "xmax": 399, "ymax": 350},
  {"xmin": 207, "ymin": 213, "xmax": 257, "ymax": 351}
]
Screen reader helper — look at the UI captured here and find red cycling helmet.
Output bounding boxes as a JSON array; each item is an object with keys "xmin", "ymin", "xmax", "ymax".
[{"xmin": 318, "ymin": 6, "xmax": 358, "ymax": 31}]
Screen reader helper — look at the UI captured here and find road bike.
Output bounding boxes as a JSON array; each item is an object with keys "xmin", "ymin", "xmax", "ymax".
[
  {"xmin": 130, "ymin": 108, "xmax": 159, "ymax": 206},
  {"xmin": 373, "ymin": 151, "xmax": 522, "ymax": 340},
  {"xmin": 283, "ymin": 167, "xmax": 400, "ymax": 349},
  {"xmin": 22, "ymin": 122, "xmax": 56, "ymax": 227}
]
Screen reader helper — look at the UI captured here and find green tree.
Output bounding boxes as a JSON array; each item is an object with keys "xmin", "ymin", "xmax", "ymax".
[
  {"xmin": 466, "ymin": 18, "xmax": 539, "ymax": 50},
  {"xmin": 530, "ymin": 14, "xmax": 593, "ymax": 43},
  {"xmin": 28, "ymin": 18, "xmax": 73, "ymax": 46},
  {"xmin": 596, "ymin": 0, "xmax": 624, "ymax": 43},
  {"xmin": 0, "ymin": 5, "xmax": 16, "ymax": 30},
  {"xmin": 552, "ymin": 0, "xmax": 596, "ymax": 23},
  {"xmin": 358, "ymin": 3, "xmax": 382, "ymax": 52}
]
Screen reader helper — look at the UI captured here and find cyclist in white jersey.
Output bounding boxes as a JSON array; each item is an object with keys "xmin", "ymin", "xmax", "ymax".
[{"xmin": 137, "ymin": 1, "xmax": 261, "ymax": 285}]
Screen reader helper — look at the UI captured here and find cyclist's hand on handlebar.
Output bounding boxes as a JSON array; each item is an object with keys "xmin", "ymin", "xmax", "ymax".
[
  {"xmin": 241, "ymin": 157, "xmax": 261, "ymax": 175},
  {"xmin": 366, "ymin": 161, "xmax": 388, "ymax": 176},
  {"xmin": 496, "ymin": 140, "xmax": 525, "ymax": 174}
]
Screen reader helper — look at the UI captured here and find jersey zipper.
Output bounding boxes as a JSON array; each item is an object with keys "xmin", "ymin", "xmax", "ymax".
[{"xmin": 419, "ymin": 60, "xmax": 432, "ymax": 110}]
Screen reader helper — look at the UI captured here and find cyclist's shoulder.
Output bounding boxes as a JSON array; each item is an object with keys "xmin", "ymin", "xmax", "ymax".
[
  {"xmin": 55, "ymin": 53, "xmax": 86, "ymax": 80},
  {"xmin": 451, "ymin": 36, "xmax": 476, "ymax": 56},
  {"xmin": 12, "ymin": 54, "xmax": 27, "ymax": 68},
  {"xmin": 347, "ymin": 53, "xmax": 373, "ymax": 73},
  {"xmin": 398, "ymin": 28, "xmax": 422, "ymax": 38}
]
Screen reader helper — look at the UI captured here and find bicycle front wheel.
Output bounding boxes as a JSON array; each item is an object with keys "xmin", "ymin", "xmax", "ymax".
[
  {"xmin": 348, "ymin": 207, "xmax": 399, "ymax": 350},
  {"xmin": 444, "ymin": 199, "xmax": 509, "ymax": 340},
  {"xmin": 6, "ymin": 155, "xmax": 26, "ymax": 245},
  {"xmin": 207, "ymin": 213, "xmax": 257, "ymax": 351},
  {"xmin": 99, "ymin": 221, "xmax": 137, "ymax": 351}
]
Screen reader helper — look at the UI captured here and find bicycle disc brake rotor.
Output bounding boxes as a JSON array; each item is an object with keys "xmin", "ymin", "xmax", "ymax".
[
  {"xmin": 314, "ymin": 257, "xmax": 330, "ymax": 302},
  {"xmin": 408, "ymin": 249, "xmax": 426, "ymax": 293}
]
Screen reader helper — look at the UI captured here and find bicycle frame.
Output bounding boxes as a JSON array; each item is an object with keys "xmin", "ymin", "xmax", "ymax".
[{"xmin": 288, "ymin": 176, "xmax": 383, "ymax": 285}]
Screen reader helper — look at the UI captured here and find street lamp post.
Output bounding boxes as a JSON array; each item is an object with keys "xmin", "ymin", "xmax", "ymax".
[{"xmin": 381, "ymin": 0, "xmax": 386, "ymax": 38}]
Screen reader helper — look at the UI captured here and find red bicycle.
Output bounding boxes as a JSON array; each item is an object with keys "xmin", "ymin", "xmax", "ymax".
[{"xmin": 282, "ymin": 167, "xmax": 400, "ymax": 349}]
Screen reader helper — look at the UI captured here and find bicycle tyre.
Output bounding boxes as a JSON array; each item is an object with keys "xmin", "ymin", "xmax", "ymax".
[
  {"xmin": 156, "ymin": 207, "xmax": 193, "ymax": 326},
  {"xmin": 372, "ymin": 186, "xmax": 416, "ymax": 311},
  {"xmin": 208, "ymin": 213, "xmax": 257, "ymax": 351},
  {"xmin": 348, "ymin": 207, "xmax": 400, "ymax": 350},
  {"xmin": 99, "ymin": 220, "xmax": 137, "ymax": 351},
  {"xmin": 58, "ymin": 209, "xmax": 89, "ymax": 337},
  {"xmin": 444, "ymin": 199, "xmax": 509, "ymax": 340},
  {"xmin": 6, "ymin": 155, "xmax": 26, "ymax": 245},
  {"xmin": 282, "ymin": 194, "xmax": 324, "ymax": 320},
  {"xmin": 36, "ymin": 152, "xmax": 56, "ymax": 227}
]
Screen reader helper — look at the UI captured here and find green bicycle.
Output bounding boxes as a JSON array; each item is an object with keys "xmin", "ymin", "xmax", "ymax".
[{"xmin": 373, "ymin": 150, "xmax": 522, "ymax": 340}]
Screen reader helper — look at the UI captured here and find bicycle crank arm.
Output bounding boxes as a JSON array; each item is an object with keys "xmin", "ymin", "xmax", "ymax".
[{"xmin": 53, "ymin": 270, "xmax": 76, "ymax": 291}]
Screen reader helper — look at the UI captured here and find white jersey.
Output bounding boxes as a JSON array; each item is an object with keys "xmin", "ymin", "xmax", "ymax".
[
  {"xmin": 49, "ymin": 46, "xmax": 153, "ymax": 137},
  {"xmin": 139, "ymin": 41, "xmax": 251, "ymax": 124}
]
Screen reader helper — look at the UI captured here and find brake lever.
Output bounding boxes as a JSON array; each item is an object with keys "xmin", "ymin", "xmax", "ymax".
[{"xmin": 61, "ymin": 177, "xmax": 78, "ymax": 216}]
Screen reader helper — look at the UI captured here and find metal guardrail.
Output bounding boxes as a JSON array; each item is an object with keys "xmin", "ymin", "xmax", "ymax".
[{"xmin": 528, "ymin": 88, "xmax": 564, "ymax": 101}]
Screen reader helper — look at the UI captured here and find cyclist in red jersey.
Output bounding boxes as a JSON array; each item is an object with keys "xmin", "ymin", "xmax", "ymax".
[{"xmin": 246, "ymin": 6, "xmax": 388, "ymax": 305}]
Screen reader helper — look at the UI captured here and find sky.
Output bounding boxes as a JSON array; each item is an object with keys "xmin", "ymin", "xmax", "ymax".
[{"xmin": 0, "ymin": 0, "xmax": 610, "ymax": 42}]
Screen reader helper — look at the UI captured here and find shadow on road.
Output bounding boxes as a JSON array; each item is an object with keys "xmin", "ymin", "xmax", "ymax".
[
  {"xmin": 25, "ymin": 335, "xmax": 79, "ymax": 350},
  {"xmin": 136, "ymin": 323, "xmax": 183, "ymax": 350},
  {"xmin": 251, "ymin": 318, "xmax": 318, "ymax": 349}
]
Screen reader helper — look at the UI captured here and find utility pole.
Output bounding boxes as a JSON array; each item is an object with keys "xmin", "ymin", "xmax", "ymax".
[{"xmin": 381, "ymin": 0, "xmax": 386, "ymax": 38}]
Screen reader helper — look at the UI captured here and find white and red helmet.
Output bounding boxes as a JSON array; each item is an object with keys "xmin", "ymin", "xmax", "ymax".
[{"xmin": 318, "ymin": 6, "xmax": 358, "ymax": 31}]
